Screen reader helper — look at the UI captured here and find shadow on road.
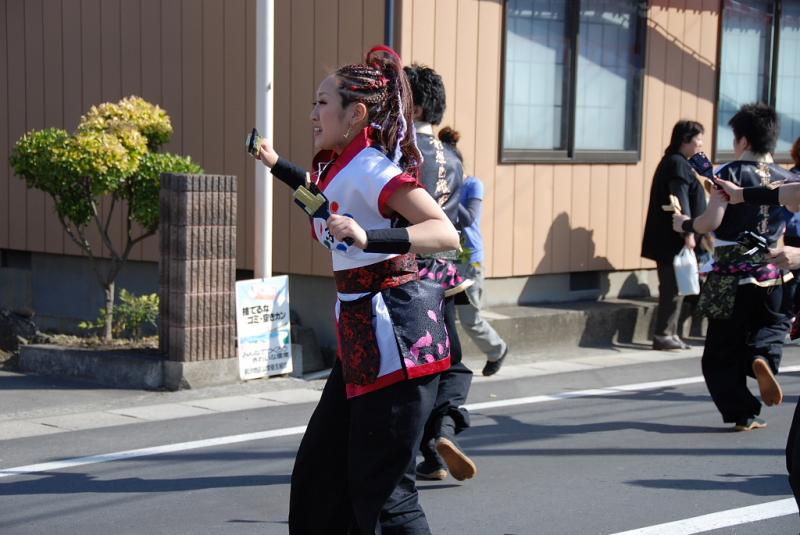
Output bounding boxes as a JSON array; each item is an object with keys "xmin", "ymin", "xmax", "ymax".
[
  {"xmin": 0, "ymin": 472, "xmax": 290, "ymax": 495},
  {"xmin": 461, "ymin": 413, "xmax": 785, "ymax": 459},
  {"xmin": 627, "ymin": 472, "xmax": 791, "ymax": 496}
]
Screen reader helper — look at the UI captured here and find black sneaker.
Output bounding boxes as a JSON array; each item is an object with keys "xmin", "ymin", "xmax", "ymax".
[
  {"xmin": 482, "ymin": 345, "xmax": 509, "ymax": 377},
  {"xmin": 652, "ymin": 335, "xmax": 683, "ymax": 351},
  {"xmin": 415, "ymin": 458, "xmax": 448, "ymax": 480},
  {"xmin": 733, "ymin": 417, "xmax": 767, "ymax": 432}
]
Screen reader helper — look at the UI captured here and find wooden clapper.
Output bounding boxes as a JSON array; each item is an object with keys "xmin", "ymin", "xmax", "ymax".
[{"xmin": 662, "ymin": 194, "xmax": 682, "ymax": 215}]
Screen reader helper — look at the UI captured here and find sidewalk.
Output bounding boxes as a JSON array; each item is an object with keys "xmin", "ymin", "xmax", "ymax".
[
  {"xmin": 1, "ymin": 296, "xmax": 706, "ymax": 441},
  {"xmin": 0, "ymin": 341, "xmax": 704, "ymax": 442},
  {"xmin": 13, "ymin": 297, "xmax": 668, "ymax": 390}
]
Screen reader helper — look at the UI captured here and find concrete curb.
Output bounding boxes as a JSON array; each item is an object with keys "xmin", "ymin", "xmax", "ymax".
[
  {"xmin": 15, "ymin": 299, "xmax": 676, "ymax": 391},
  {"xmin": 19, "ymin": 345, "xmax": 164, "ymax": 390}
]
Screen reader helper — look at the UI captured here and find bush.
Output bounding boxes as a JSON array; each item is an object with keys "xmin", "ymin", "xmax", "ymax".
[
  {"xmin": 10, "ymin": 96, "xmax": 202, "ymax": 341},
  {"xmin": 79, "ymin": 289, "xmax": 159, "ymax": 341}
]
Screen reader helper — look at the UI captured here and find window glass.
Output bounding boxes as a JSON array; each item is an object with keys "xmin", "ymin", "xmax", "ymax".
[
  {"xmin": 503, "ymin": 0, "xmax": 569, "ymax": 151},
  {"xmin": 776, "ymin": 1, "xmax": 800, "ymax": 154},
  {"xmin": 717, "ymin": 0, "xmax": 773, "ymax": 154},
  {"xmin": 574, "ymin": 0, "xmax": 640, "ymax": 150}
]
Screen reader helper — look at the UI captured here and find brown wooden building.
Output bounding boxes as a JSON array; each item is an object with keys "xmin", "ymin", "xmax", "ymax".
[{"xmin": 2, "ymin": 0, "xmax": 798, "ymax": 336}]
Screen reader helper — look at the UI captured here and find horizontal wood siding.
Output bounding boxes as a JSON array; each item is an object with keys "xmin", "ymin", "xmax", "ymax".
[
  {"xmin": 2, "ymin": 0, "xmax": 717, "ymax": 281},
  {"xmin": 1, "ymin": 0, "xmax": 258, "ymax": 268},
  {"xmin": 399, "ymin": 0, "xmax": 720, "ymax": 277}
]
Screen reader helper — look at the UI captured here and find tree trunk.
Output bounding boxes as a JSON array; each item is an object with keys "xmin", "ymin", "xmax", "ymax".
[{"xmin": 103, "ymin": 280, "xmax": 115, "ymax": 342}]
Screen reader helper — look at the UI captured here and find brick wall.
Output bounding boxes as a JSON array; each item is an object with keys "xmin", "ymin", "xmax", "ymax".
[{"xmin": 159, "ymin": 174, "xmax": 237, "ymax": 362}]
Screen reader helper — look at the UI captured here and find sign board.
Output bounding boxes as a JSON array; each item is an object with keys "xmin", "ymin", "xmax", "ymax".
[{"xmin": 235, "ymin": 276, "xmax": 292, "ymax": 379}]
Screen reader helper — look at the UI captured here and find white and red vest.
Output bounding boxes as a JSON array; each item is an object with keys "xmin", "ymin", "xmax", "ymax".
[{"xmin": 309, "ymin": 129, "xmax": 450, "ymax": 397}]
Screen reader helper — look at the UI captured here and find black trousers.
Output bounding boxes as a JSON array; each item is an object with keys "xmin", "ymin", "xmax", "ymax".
[
  {"xmin": 702, "ymin": 283, "xmax": 790, "ymax": 423},
  {"xmin": 289, "ymin": 361, "xmax": 439, "ymax": 535},
  {"xmin": 655, "ymin": 260, "xmax": 683, "ymax": 337},
  {"xmin": 443, "ymin": 296, "xmax": 463, "ymax": 365},
  {"xmin": 419, "ymin": 362, "xmax": 473, "ymax": 460}
]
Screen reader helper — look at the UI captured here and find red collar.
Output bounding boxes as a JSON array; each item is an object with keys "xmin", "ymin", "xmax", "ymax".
[{"xmin": 312, "ymin": 128, "xmax": 374, "ymax": 191}]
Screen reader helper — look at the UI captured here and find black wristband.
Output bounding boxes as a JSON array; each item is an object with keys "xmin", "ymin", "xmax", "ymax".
[
  {"xmin": 364, "ymin": 228, "xmax": 411, "ymax": 254},
  {"xmin": 270, "ymin": 157, "xmax": 307, "ymax": 190},
  {"xmin": 681, "ymin": 218, "xmax": 695, "ymax": 233},
  {"xmin": 742, "ymin": 186, "xmax": 781, "ymax": 205}
]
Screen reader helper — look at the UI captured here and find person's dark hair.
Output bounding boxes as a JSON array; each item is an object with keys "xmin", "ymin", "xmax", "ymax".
[
  {"xmin": 334, "ymin": 46, "xmax": 421, "ymax": 174},
  {"xmin": 728, "ymin": 102, "xmax": 779, "ymax": 155},
  {"xmin": 438, "ymin": 126, "xmax": 463, "ymax": 162},
  {"xmin": 664, "ymin": 120, "xmax": 704, "ymax": 156},
  {"xmin": 791, "ymin": 137, "xmax": 800, "ymax": 167},
  {"xmin": 403, "ymin": 64, "xmax": 446, "ymax": 125}
]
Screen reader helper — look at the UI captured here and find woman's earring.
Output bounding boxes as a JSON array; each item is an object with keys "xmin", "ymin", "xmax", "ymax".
[{"xmin": 343, "ymin": 124, "xmax": 352, "ymax": 139}]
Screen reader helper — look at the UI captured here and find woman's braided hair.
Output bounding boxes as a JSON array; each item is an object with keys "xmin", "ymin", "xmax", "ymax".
[{"xmin": 334, "ymin": 45, "xmax": 421, "ymax": 175}]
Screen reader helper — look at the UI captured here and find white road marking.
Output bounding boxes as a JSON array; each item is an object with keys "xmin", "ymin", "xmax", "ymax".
[
  {"xmin": 608, "ymin": 498, "xmax": 798, "ymax": 535},
  {"xmin": 7, "ymin": 367, "xmax": 800, "ymax": 480},
  {"xmin": 465, "ymin": 376, "xmax": 703, "ymax": 411},
  {"xmin": 8, "ymin": 375, "xmax": 714, "ymax": 480},
  {"xmin": 0, "ymin": 426, "xmax": 307, "ymax": 479},
  {"xmin": 4, "ymin": 366, "xmax": 800, "ymax": 533}
]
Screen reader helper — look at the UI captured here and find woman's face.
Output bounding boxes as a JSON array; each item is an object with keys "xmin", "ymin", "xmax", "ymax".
[
  {"xmin": 310, "ymin": 75, "xmax": 353, "ymax": 153},
  {"xmin": 679, "ymin": 133, "xmax": 703, "ymax": 158}
]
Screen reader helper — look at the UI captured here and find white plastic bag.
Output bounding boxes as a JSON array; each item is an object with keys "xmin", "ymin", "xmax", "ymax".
[{"xmin": 673, "ymin": 246, "xmax": 700, "ymax": 296}]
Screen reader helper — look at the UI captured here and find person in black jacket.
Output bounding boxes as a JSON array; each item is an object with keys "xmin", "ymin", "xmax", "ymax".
[
  {"xmin": 673, "ymin": 103, "xmax": 793, "ymax": 432},
  {"xmin": 713, "ymin": 140, "xmax": 800, "ymax": 511},
  {"xmin": 641, "ymin": 120, "xmax": 707, "ymax": 350},
  {"xmin": 439, "ymin": 126, "xmax": 509, "ymax": 377},
  {"xmin": 404, "ymin": 64, "xmax": 477, "ymax": 483}
]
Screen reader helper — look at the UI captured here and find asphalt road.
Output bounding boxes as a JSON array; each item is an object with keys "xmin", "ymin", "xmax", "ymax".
[{"xmin": 2, "ymin": 350, "xmax": 800, "ymax": 534}]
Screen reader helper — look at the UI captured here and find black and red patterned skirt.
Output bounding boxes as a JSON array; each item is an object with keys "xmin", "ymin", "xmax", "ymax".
[{"xmin": 333, "ymin": 254, "xmax": 451, "ymax": 397}]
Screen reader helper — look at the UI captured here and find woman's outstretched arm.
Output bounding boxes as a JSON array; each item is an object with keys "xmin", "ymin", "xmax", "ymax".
[
  {"xmin": 716, "ymin": 178, "xmax": 800, "ymax": 212},
  {"xmin": 672, "ymin": 186, "xmax": 728, "ymax": 235}
]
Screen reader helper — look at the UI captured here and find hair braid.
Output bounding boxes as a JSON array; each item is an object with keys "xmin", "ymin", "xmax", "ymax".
[{"xmin": 334, "ymin": 46, "xmax": 421, "ymax": 175}]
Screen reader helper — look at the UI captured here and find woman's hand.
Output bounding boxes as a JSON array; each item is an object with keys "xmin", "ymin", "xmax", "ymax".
[
  {"xmin": 672, "ymin": 213, "xmax": 689, "ymax": 233},
  {"xmin": 710, "ymin": 184, "xmax": 730, "ymax": 204},
  {"xmin": 327, "ymin": 214, "xmax": 367, "ymax": 249},
  {"xmin": 257, "ymin": 138, "xmax": 279, "ymax": 168},
  {"xmin": 767, "ymin": 246, "xmax": 800, "ymax": 270},
  {"xmin": 714, "ymin": 178, "xmax": 742, "ymax": 204}
]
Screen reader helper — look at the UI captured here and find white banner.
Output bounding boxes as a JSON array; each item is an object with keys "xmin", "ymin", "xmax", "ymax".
[{"xmin": 235, "ymin": 276, "xmax": 292, "ymax": 380}]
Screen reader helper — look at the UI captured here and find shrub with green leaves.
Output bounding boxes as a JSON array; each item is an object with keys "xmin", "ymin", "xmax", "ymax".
[
  {"xmin": 10, "ymin": 96, "xmax": 202, "ymax": 341},
  {"xmin": 79, "ymin": 96, "xmax": 173, "ymax": 150},
  {"xmin": 80, "ymin": 289, "xmax": 159, "ymax": 341}
]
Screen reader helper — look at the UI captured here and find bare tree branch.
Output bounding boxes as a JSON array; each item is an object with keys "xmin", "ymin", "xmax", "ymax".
[
  {"xmin": 104, "ymin": 195, "xmax": 117, "ymax": 238},
  {"xmin": 92, "ymin": 198, "xmax": 121, "ymax": 263}
]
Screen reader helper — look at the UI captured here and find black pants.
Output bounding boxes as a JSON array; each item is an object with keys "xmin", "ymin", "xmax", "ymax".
[
  {"xmin": 289, "ymin": 361, "xmax": 439, "ymax": 534},
  {"xmin": 655, "ymin": 260, "xmax": 683, "ymax": 337},
  {"xmin": 420, "ymin": 362, "xmax": 473, "ymax": 460},
  {"xmin": 702, "ymin": 283, "xmax": 790, "ymax": 423},
  {"xmin": 443, "ymin": 296, "xmax": 462, "ymax": 365}
]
